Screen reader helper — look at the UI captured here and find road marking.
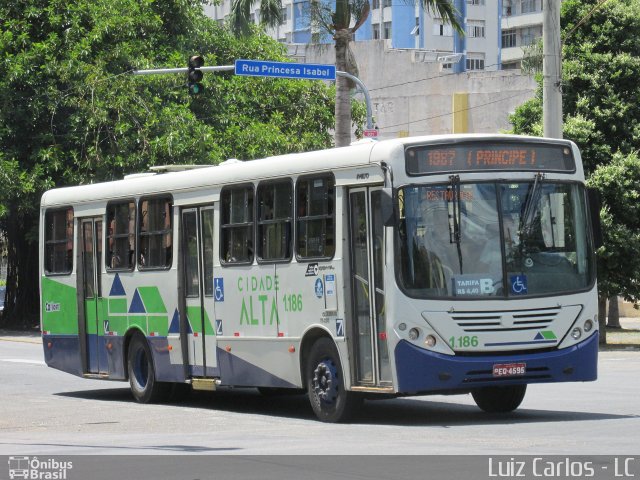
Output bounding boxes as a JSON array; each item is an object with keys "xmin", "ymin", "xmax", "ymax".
[
  {"xmin": 0, "ymin": 337, "xmax": 42, "ymax": 345},
  {"xmin": 0, "ymin": 358, "xmax": 46, "ymax": 365}
]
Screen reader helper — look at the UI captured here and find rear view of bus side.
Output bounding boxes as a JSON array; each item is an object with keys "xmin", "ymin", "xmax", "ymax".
[{"xmin": 40, "ymin": 134, "xmax": 600, "ymax": 422}]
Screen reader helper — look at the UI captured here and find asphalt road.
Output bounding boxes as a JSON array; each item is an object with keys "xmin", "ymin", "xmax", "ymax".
[{"xmin": 1, "ymin": 333, "xmax": 639, "ymax": 456}]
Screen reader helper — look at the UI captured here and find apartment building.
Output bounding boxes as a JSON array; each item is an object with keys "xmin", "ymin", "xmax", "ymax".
[{"xmin": 204, "ymin": 0, "xmax": 545, "ymax": 71}]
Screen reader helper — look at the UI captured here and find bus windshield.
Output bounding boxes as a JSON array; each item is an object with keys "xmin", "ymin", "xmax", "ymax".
[{"xmin": 398, "ymin": 181, "xmax": 595, "ymax": 299}]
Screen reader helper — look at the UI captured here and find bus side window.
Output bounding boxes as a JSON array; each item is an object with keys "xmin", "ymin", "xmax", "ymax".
[
  {"xmin": 296, "ymin": 174, "xmax": 335, "ymax": 260},
  {"xmin": 44, "ymin": 207, "xmax": 74, "ymax": 275},
  {"xmin": 220, "ymin": 184, "xmax": 254, "ymax": 265},
  {"xmin": 257, "ymin": 179, "xmax": 293, "ymax": 262},
  {"xmin": 106, "ymin": 200, "xmax": 136, "ymax": 271},
  {"xmin": 138, "ymin": 196, "xmax": 172, "ymax": 269}
]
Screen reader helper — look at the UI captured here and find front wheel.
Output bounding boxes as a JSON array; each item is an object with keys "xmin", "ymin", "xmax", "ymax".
[
  {"xmin": 306, "ymin": 337, "xmax": 362, "ymax": 423},
  {"xmin": 127, "ymin": 333, "xmax": 170, "ymax": 403},
  {"xmin": 472, "ymin": 384, "xmax": 527, "ymax": 413}
]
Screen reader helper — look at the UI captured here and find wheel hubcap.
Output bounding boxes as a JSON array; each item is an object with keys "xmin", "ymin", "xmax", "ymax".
[{"xmin": 312, "ymin": 359, "xmax": 338, "ymax": 405}]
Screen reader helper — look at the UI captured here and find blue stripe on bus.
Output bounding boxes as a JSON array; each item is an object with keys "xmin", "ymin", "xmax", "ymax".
[{"xmin": 394, "ymin": 332, "xmax": 598, "ymax": 394}]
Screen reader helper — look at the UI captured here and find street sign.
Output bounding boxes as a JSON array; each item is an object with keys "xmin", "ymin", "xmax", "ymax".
[
  {"xmin": 235, "ymin": 59, "xmax": 336, "ymax": 81},
  {"xmin": 363, "ymin": 128, "xmax": 379, "ymax": 138}
]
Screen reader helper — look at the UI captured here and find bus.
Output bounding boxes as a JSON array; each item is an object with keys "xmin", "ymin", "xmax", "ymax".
[{"xmin": 39, "ymin": 134, "xmax": 600, "ymax": 423}]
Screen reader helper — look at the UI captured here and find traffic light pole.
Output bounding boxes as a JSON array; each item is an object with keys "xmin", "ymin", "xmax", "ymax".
[{"xmin": 132, "ymin": 65, "xmax": 374, "ymax": 131}]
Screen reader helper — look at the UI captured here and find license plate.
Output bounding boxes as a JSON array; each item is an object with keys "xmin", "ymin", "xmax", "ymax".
[{"xmin": 492, "ymin": 362, "xmax": 526, "ymax": 377}]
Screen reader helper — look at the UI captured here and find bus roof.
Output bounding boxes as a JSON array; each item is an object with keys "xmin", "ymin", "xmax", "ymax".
[{"xmin": 40, "ymin": 134, "xmax": 578, "ymax": 208}]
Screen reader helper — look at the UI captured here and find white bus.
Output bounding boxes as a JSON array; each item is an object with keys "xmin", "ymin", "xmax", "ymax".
[{"xmin": 40, "ymin": 134, "xmax": 600, "ymax": 422}]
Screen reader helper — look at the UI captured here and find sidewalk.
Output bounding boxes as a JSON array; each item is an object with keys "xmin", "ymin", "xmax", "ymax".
[{"xmin": 604, "ymin": 317, "xmax": 640, "ymax": 350}]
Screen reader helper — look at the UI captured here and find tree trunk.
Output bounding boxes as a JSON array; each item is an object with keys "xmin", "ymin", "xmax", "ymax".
[
  {"xmin": 0, "ymin": 205, "xmax": 40, "ymax": 329},
  {"xmin": 598, "ymin": 294, "xmax": 607, "ymax": 344},
  {"xmin": 334, "ymin": 29, "xmax": 352, "ymax": 148},
  {"xmin": 607, "ymin": 295, "xmax": 621, "ymax": 328}
]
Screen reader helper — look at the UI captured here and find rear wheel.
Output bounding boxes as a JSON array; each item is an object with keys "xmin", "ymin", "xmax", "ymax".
[
  {"xmin": 306, "ymin": 337, "xmax": 362, "ymax": 423},
  {"xmin": 472, "ymin": 385, "xmax": 527, "ymax": 413},
  {"xmin": 127, "ymin": 333, "xmax": 170, "ymax": 403}
]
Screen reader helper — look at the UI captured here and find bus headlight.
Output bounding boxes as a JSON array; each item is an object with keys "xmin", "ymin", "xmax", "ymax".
[
  {"xmin": 408, "ymin": 328, "xmax": 420, "ymax": 340},
  {"xmin": 571, "ymin": 327, "xmax": 582, "ymax": 340},
  {"xmin": 584, "ymin": 319, "xmax": 594, "ymax": 333},
  {"xmin": 424, "ymin": 335, "xmax": 437, "ymax": 347}
]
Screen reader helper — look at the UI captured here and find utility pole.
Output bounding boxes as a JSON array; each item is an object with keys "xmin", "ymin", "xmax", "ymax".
[{"xmin": 543, "ymin": 0, "xmax": 563, "ymax": 138}]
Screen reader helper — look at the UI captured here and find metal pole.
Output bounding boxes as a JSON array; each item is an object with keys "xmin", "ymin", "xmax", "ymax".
[
  {"xmin": 132, "ymin": 66, "xmax": 235, "ymax": 75},
  {"xmin": 543, "ymin": 0, "xmax": 563, "ymax": 138},
  {"xmin": 336, "ymin": 70, "xmax": 374, "ymax": 130},
  {"xmin": 133, "ymin": 65, "xmax": 374, "ymax": 132}
]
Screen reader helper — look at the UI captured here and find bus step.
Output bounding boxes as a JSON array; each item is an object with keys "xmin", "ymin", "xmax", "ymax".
[{"xmin": 191, "ymin": 378, "xmax": 220, "ymax": 391}]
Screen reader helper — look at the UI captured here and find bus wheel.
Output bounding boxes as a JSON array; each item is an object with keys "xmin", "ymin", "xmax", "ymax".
[
  {"xmin": 127, "ymin": 333, "xmax": 170, "ymax": 403},
  {"xmin": 472, "ymin": 385, "xmax": 527, "ymax": 413},
  {"xmin": 306, "ymin": 338, "xmax": 361, "ymax": 423}
]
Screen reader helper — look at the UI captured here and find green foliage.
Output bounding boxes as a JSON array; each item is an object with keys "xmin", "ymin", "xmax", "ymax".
[
  {"xmin": 588, "ymin": 152, "xmax": 640, "ymax": 303},
  {"xmin": 0, "ymin": 0, "xmax": 344, "ymax": 325},
  {"xmin": 509, "ymin": 0, "xmax": 640, "ymax": 303}
]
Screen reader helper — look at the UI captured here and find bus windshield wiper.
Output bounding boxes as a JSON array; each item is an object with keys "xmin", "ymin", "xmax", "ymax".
[
  {"xmin": 519, "ymin": 172, "xmax": 545, "ymax": 241},
  {"xmin": 449, "ymin": 174, "xmax": 463, "ymax": 273}
]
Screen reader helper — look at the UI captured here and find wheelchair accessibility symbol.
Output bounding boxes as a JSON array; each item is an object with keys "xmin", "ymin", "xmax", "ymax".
[
  {"xmin": 214, "ymin": 278, "xmax": 224, "ymax": 302},
  {"xmin": 510, "ymin": 275, "xmax": 528, "ymax": 295}
]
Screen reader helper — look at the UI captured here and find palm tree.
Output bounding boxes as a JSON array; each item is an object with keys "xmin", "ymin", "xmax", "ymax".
[{"xmin": 229, "ymin": 0, "xmax": 462, "ymax": 147}]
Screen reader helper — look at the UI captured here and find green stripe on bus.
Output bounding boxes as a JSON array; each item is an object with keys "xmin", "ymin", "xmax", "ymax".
[
  {"xmin": 109, "ymin": 298, "xmax": 128, "ymax": 314},
  {"xmin": 148, "ymin": 315, "xmax": 169, "ymax": 336},
  {"xmin": 137, "ymin": 287, "xmax": 167, "ymax": 314},
  {"xmin": 41, "ymin": 277, "xmax": 79, "ymax": 334}
]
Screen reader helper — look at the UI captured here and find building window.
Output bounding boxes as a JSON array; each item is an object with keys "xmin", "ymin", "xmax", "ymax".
[
  {"xmin": 502, "ymin": 28, "xmax": 516, "ymax": 48},
  {"xmin": 467, "ymin": 0, "xmax": 485, "ymax": 5},
  {"xmin": 106, "ymin": 200, "xmax": 135, "ymax": 271},
  {"xmin": 383, "ymin": 21, "xmax": 392, "ymax": 39},
  {"xmin": 280, "ymin": 6, "xmax": 287, "ymax": 24},
  {"xmin": 44, "ymin": 208, "xmax": 74, "ymax": 275},
  {"xmin": 521, "ymin": 0, "xmax": 538, "ymax": 14},
  {"xmin": 373, "ymin": 24, "xmax": 380, "ymax": 39},
  {"xmin": 433, "ymin": 19, "xmax": 453, "ymax": 37},
  {"xmin": 503, "ymin": 0, "xmax": 512, "ymax": 16},
  {"xmin": 382, "ymin": 0, "xmax": 392, "ymax": 7},
  {"xmin": 221, "ymin": 185, "xmax": 254, "ymax": 265},
  {"xmin": 257, "ymin": 180, "xmax": 293, "ymax": 262},
  {"xmin": 296, "ymin": 175, "xmax": 335, "ymax": 260},
  {"xmin": 410, "ymin": 17, "xmax": 419, "ymax": 36},
  {"xmin": 466, "ymin": 54, "xmax": 485, "ymax": 70},
  {"xmin": 372, "ymin": 0, "xmax": 380, "ymax": 9},
  {"xmin": 520, "ymin": 26, "xmax": 541, "ymax": 46},
  {"xmin": 466, "ymin": 20, "xmax": 485, "ymax": 38},
  {"xmin": 138, "ymin": 196, "xmax": 172, "ymax": 269}
]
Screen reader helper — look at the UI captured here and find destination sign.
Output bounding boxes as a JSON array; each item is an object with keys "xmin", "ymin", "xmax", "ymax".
[{"xmin": 405, "ymin": 141, "xmax": 575, "ymax": 175}]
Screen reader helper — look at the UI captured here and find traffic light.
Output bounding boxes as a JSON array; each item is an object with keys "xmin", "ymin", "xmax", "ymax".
[{"xmin": 188, "ymin": 55, "xmax": 204, "ymax": 95}]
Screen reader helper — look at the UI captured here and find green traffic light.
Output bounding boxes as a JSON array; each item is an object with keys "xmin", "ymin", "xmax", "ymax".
[{"xmin": 189, "ymin": 83, "xmax": 204, "ymax": 95}]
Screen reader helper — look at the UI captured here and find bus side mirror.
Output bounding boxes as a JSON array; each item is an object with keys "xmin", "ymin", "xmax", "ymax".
[
  {"xmin": 587, "ymin": 188, "xmax": 603, "ymax": 250},
  {"xmin": 381, "ymin": 187, "xmax": 396, "ymax": 227}
]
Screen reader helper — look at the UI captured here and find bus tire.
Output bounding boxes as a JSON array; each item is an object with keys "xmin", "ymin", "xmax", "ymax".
[
  {"xmin": 472, "ymin": 384, "xmax": 527, "ymax": 413},
  {"xmin": 127, "ymin": 333, "xmax": 170, "ymax": 404},
  {"xmin": 306, "ymin": 337, "xmax": 361, "ymax": 423}
]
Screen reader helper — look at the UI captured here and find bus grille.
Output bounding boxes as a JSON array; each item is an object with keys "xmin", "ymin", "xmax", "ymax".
[{"xmin": 450, "ymin": 307, "xmax": 561, "ymax": 333}]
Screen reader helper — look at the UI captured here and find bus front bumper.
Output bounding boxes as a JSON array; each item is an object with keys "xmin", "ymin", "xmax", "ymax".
[{"xmin": 394, "ymin": 332, "xmax": 598, "ymax": 395}]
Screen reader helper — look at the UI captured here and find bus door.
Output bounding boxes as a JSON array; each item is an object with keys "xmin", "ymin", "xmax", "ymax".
[
  {"xmin": 348, "ymin": 187, "xmax": 391, "ymax": 386},
  {"xmin": 79, "ymin": 217, "xmax": 107, "ymax": 374},
  {"xmin": 181, "ymin": 206, "xmax": 218, "ymax": 377}
]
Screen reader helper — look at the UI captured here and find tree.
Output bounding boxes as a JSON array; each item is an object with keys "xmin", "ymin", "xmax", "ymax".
[
  {"xmin": 229, "ymin": 0, "xmax": 462, "ymax": 146},
  {"xmin": 509, "ymin": 0, "xmax": 640, "ymax": 337},
  {"xmin": 0, "ymin": 0, "xmax": 344, "ymax": 327}
]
